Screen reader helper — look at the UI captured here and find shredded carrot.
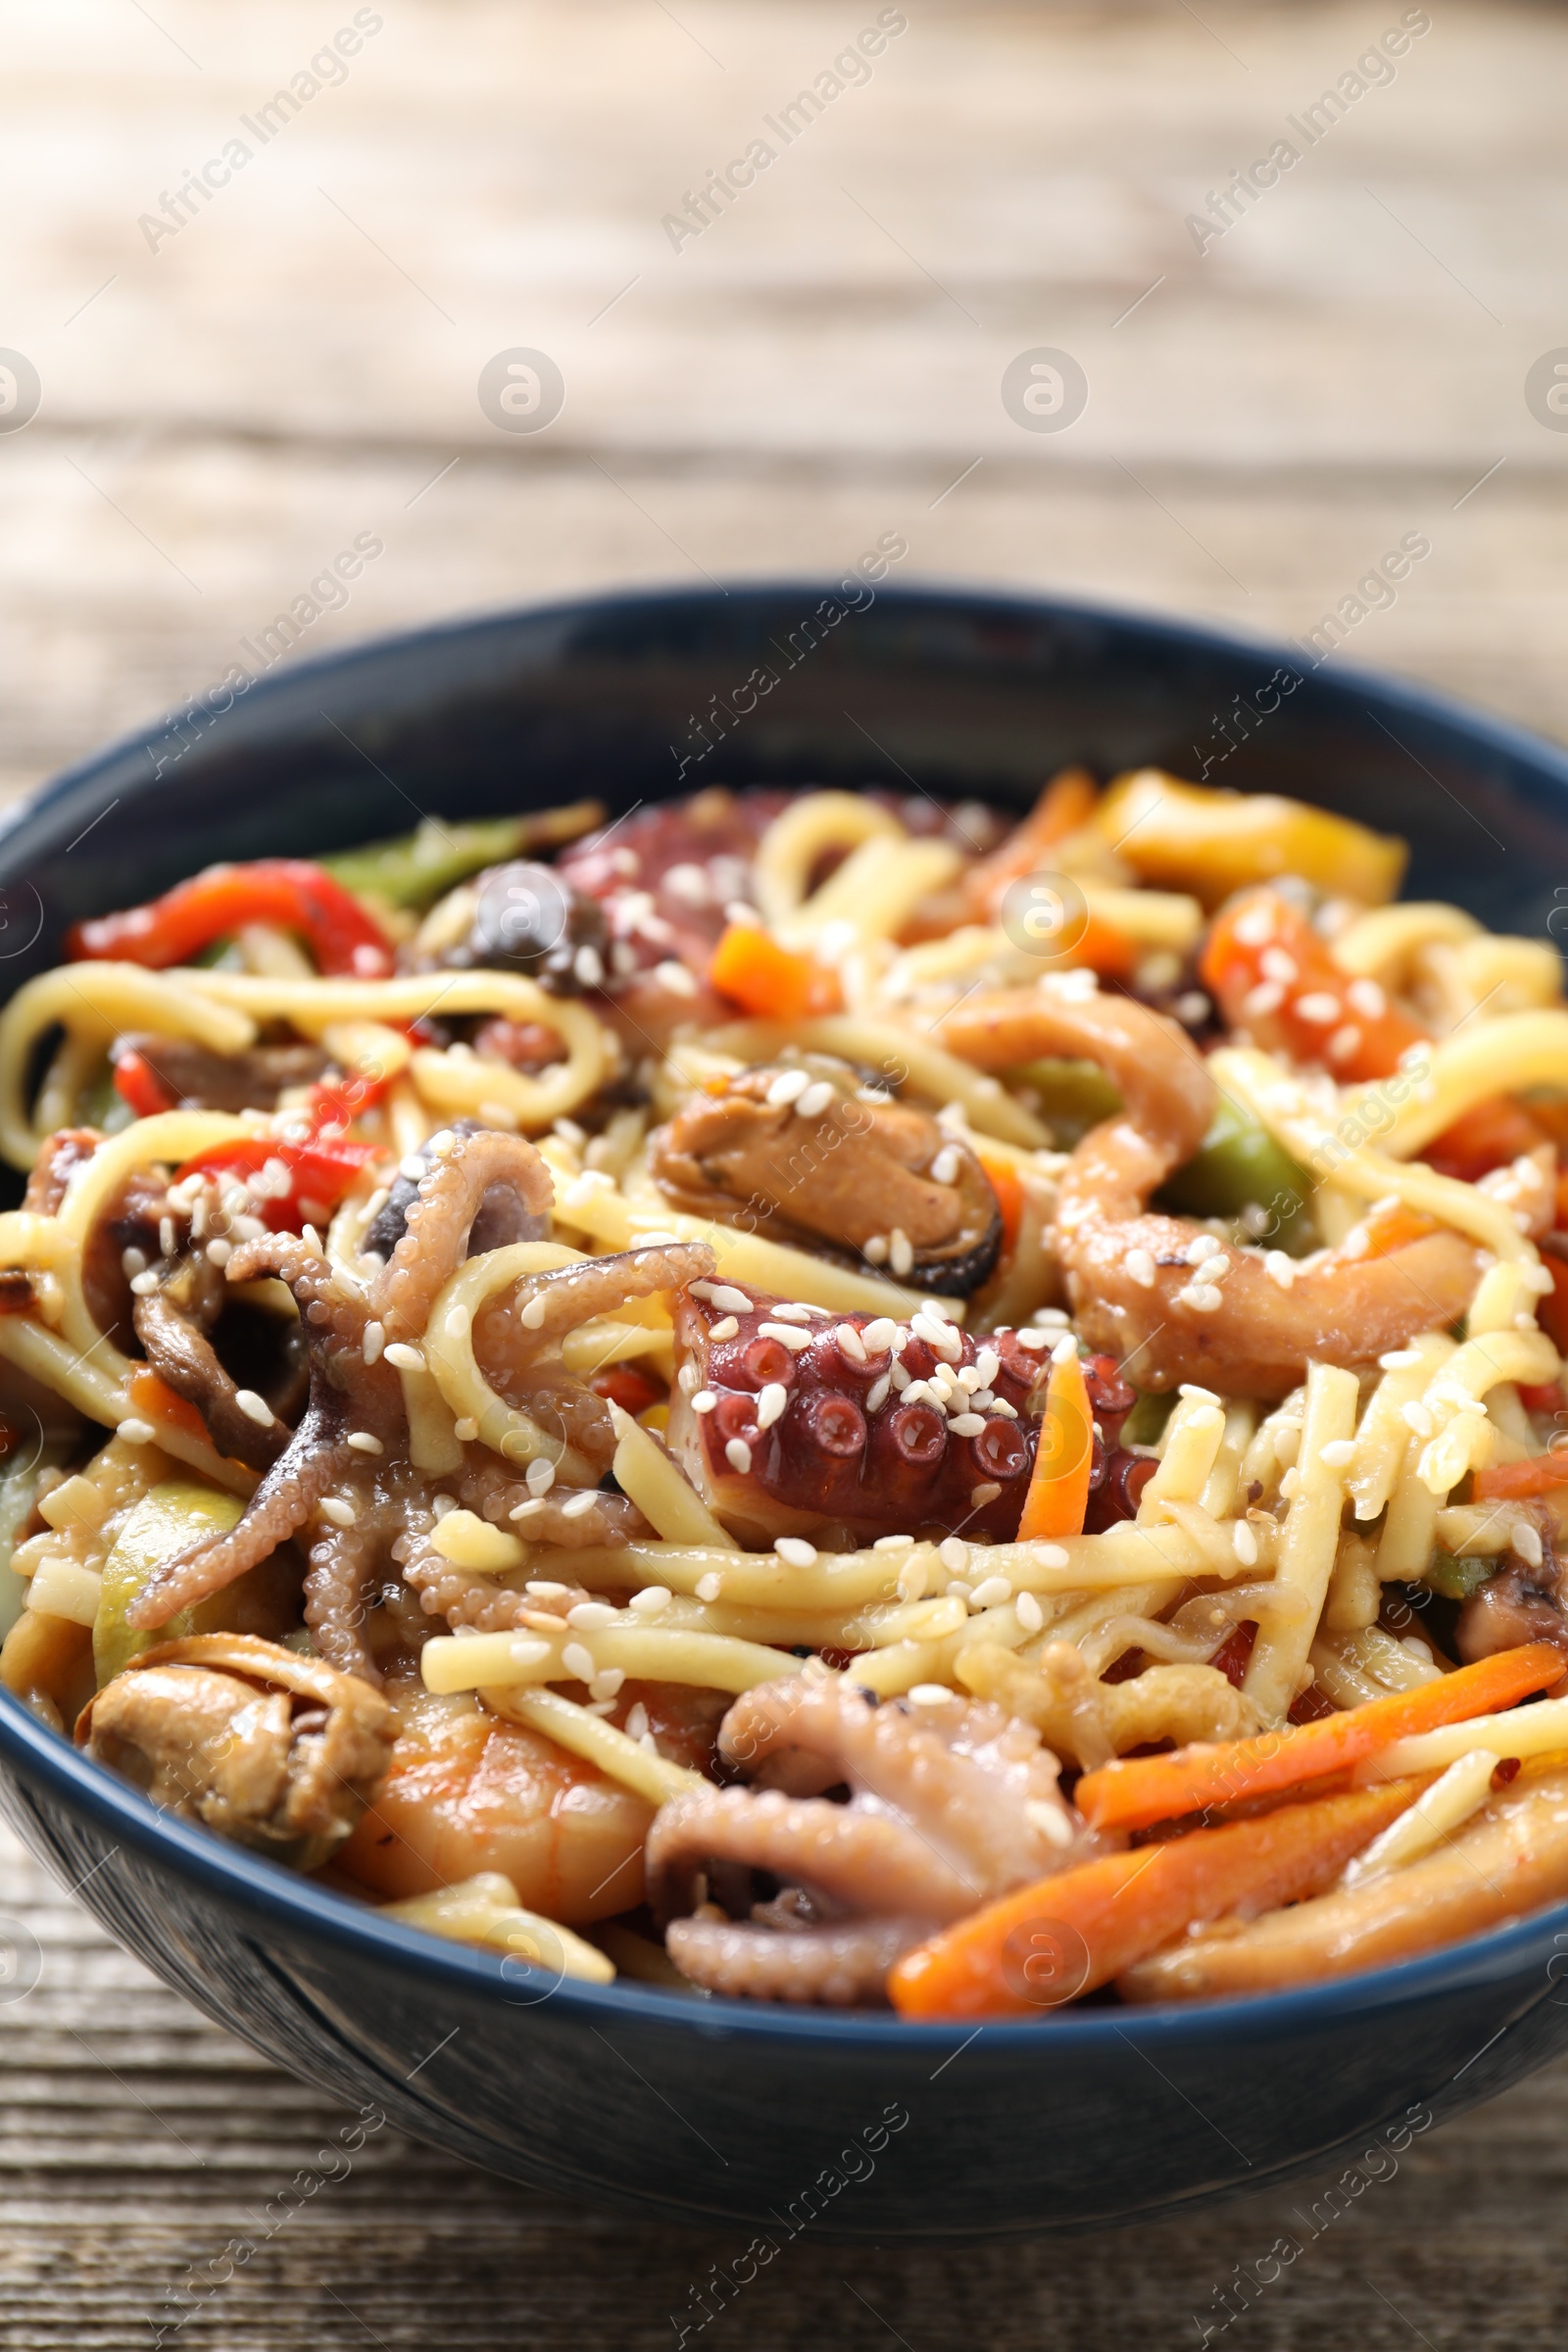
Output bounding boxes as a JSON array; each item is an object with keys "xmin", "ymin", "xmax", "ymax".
[
  {"xmin": 1359, "ymin": 1200, "xmax": 1442, "ymax": 1259},
  {"xmin": 1015, "ymin": 1348, "xmax": 1092, "ymax": 1542},
  {"xmin": 975, "ymin": 1152, "xmax": 1025, "ymax": 1261},
  {"xmin": 1072, "ymin": 1642, "xmax": 1565, "ymax": 1834},
  {"xmin": 708, "ymin": 924, "xmax": 841, "ymax": 1019},
  {"xmin": 1472, "ymin": 1454, "xmax": 1568, "ymax": 1500},
  {"xmin": 964, "ymin": 768, "xmax": 1098, "ymax": 920},
  {"xmin": 1062, "ymin": 907, "xmax": 1137, "ymax": 983},
  {"xmin": 888, "ymin": 1779, "xmax": 1425, "ymax": 2019},
  {"xmin": 1425, "ymin": 1096, "xmax": 1551, "ymax": 1184},
  {"xmin": 127, "ymin": 1367, "xmax": 211, "ymax": 1450}
]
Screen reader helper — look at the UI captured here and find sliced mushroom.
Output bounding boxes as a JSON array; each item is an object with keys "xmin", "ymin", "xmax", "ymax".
[
  {"xmin": 409, "ymin": 859, "xmax": 610, "ymax": 992},
  {"xmin": 649, "ymin": 1059, "xmax": 1002, "ymax": 1296},
  {"xmin": 77, "ymin": 1633, "xmax": 395, "ymax": 1871},
  {"xmin": 133, "ymin": 1249, "xmax": 307, "ymax": 1472},
  {"xmin": 111, "ymin": 1033, "xmax": 330, "ymax": 1113}
]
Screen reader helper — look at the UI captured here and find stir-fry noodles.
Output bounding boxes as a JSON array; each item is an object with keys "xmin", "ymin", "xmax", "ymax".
[{"xmin": 5, "ymin": 770, "xmax": 1568, "ymax": 2011}]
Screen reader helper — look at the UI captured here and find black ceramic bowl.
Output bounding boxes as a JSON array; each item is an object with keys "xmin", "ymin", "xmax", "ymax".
[{"xmin": 4, "ymin": 582, "xmax": 1568, "ymax": 2240}]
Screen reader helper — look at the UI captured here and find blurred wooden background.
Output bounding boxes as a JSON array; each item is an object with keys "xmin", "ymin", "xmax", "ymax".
[{"xmin": 4, "ymin": 0, "xmax": 1568, "ymax": 2343}]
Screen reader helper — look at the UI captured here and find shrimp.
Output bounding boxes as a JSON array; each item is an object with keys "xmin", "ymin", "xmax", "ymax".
[
  {"xmin": 937, "ymin": 981, "xmax": 1483, "ymax": 1396},
  {"xmin": 335, "ymin": 1673, "xmax": 723, "ymax": 1926}
]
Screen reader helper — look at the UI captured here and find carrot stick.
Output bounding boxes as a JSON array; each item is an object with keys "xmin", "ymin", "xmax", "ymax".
[
  {"xmin": 1072, "ymin": 1642, "xmax": 1565, "ymax": 1834},
  {"xmin": 974, "ymin": 1152, "xmax": 1024, "ymax": 1261},
  {"xmin": 1015, "ymin": 1348, "xmax": 1092, "ymax": 1542},
  {"xmin": 888, "ymin": 1779, "xmax": 1426, "ymax": 2019},
  {"xmin": 1472, "ymin": 1454, "xmax": 1568, "ymax": 1500},
  {"xmin": 964, "ymin": 768, "xmax": 1098, "ymax": 919},
  {"xmin": 708, "ymin": 923, "xmax": 840, "ymax": 1019}
]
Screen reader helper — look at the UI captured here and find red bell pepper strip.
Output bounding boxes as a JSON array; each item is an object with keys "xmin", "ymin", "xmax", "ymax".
[
  {"xmin": 173, "ymin": 1062, "xmax": 394, "ymax": 1232},
  {"xmin": 111, "ymin": 1049, "xmax": 177, "ymax": 1119},
  {"xmin": 1200, "ymin": 887, "xmax": 1426, "ymax": 1084},
  {"xmin": 66, "ymin": 859, "xmax": 393, "ymax": 977}
]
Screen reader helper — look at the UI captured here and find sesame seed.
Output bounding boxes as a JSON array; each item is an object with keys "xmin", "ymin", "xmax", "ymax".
[
  {"xmin": 1242, "ymin": 980, "xmax": 1285, "ymax": 1021},
  {"xmin": 1232, "ymin": 1520, "xmax": 1257, "ymax": 1565},
  {"xmin": 692, "ymin": 1391, "xmax": 718, "ymax": 1414},
  {"xmin": 756, "ymin": 1382, "xmax": 789, "ymax": 1429},
  {"xmin": 129, "ymin": 1269, "xmax": 160, "ymax": 1296},
  {"xmin": 362, "ymin": 1320, "xmax": 385, "ymax": 1365},
  {"xmin": 765, "ymin": 1067, "xmax": 811, "ymax": 1107},
  {"xmin": 969, "ymin": 1575, "xmax": 1012, "ymax": 1610},
  {"xmin": 862, "ymin": 1235, "xmax": 890, "ymax": 1264},
  {"xmin": 768, "ymin": 1303, "xmax": 814, "ymax": 1323},
  {"xmin": 561, "ymin": 1489, "xmax": 598, "ymax": 1518},
  {"xmin": 1234, "ymin": 905, "xmax": 1275, "ymax": 948},
  {"xmin": 1016, "ymin": 1591, "xmax": 1044, "ymax": 1634},
  {"xmin": 709, "ymin": 1315, "xmax": 739, "ymax": 1341},
  {"xmin": 1379, "ymin": 1348, "xmax": 1422, "ymax": 1370},
  {"xmin": 888, "ymin": 1229, "xmax": 914, "ymax": 1278},
  {"xmin": 725, "ymin": 1438, "xmax": 754, "ymax": 1474},
  {"xmin": 453, "ymin": 1417, "xmax": 479, "ymax": 1444},
  {"xmin": 709, "ymin": 1285, "xmax": 752, "ymax": 1314},
  {"xmin": 776, "ymin": 1536, "xmax": 818, "ymax": 1567},
  {"xmin": 526, "ymin": 1457, "xmax": 557, "ymax": 1495},
  {"xmin": 836, "ymin": 1323, "xmax": 868, "ymax": 1363},
  {"xmin": 969, "ymin": 1482, "xmax": 1003, "ymax": 1507},
  {"xmin": 1318, "ymin": 1439, "xmax": 1355, "ymax": 1469},
  {"xmin": 1294, "ymin": 991, "xmax": 1342, "ymax": 1026},
  {"xmin": 930, "ymin": 1145, "xmax": 961, "ymax": 1187},
  {"xmin": 1326, "ymin": 1025, "xmax": 1362, "ymax": 1064},
  {"xmin": 1127, "ymin": 1245, "xmax": 1156, "ymax": 1286},
  {"xmin": 873, "ymin": 1533, "xmax": 914, "ymax": 1550},
  {"xmin": 795, "ymin": 1081, "xmax": 835, "ymax": 1120},
  {"xmin": 1347, "ymin": 977, "xmax": 1387, "ymax": 1019},
  {"xmin": 695, "ymin": 1571, "xmax": 724, "ymax": 1601},
  {"xmin": 116, "ymin": 1418, "xmax": 155, "ymax": 1445},
  {"xmin": 758, "ymin": 1321, "xmax": 810, "ymax": 1351},
  {"xmin": 1401, "ymin": 1401, "xmax": 1435, "ymax": 1437},
  {"xmin": 562, "ymin": 1642, "xmax": 597, "ymax": 1682},
  {"xmin": 384, "ymin": 1343, "xmax": 425, "ymax": 1372},
  {"xmin": 860, "ymin": 1318, "xmax": 897, "ymax": 1354},
  {"xmin": 865, "ymin": 1374, "xmax": 891, "ymax": 1412},
  {"xmin": 949, "ymin": 1412, "xmax": 986, "ymax": 1437},
  {"xmin": 318, "ymin": 1498, "xmax": 356, "ymax": 1528},
  {"xmin": 909, "ymin": 1684, "xmax": 954, "ymax": 1706},
  {"xmin": 630, "ymin": 1586, "xmax": 673, "ymax": 1616},
  {"xmin": 519, "ymin": 1296, "xmax": 549, "ymax": 1329},
  {"xmin": 509, "ymin": 1497, "xmax": 545, "ymax": 1521},
  {"xmin": 1179, "ymin": 1284, "xmax": 1223, "ymax": 1313},
  {"xmin": 1514, "ymin": 1522, "xmax": 1544, "ymax": 1569},
  {"xmin": 1264, "ymin": 1252, "xmax": 1297, "ymax": 1289},
  {"xmin": 1259, "ymin": 947, "xmax": 1298, "ymax": 985}
]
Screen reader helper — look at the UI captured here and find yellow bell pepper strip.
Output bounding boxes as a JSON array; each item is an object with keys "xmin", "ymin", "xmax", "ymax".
[
  {"xmin": 1099, "ymin": 770, "xmax": 1406, "ymax": 908},
  {"xmin": 93, "ymin": 1479, "xmax": 246, "ymax": 1685},
  {"xmin": 1015, "ymin": 1347, "xmax": 1093, "ymax": 1542},
  {"xmin": 888, "ymin": 1778, "xmax": 1427, "ymax": 2019}
]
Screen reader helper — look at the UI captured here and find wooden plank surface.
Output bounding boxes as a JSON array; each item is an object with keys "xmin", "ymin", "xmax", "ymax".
[{"xmin": 3, "ymin": 2, "xmax": 1568, "ymax": 2344}]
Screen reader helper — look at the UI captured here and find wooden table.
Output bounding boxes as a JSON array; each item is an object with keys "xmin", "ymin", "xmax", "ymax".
[{"xmin": 3, "ymin": 1, "xmax": 1567, "ymax": 2341}]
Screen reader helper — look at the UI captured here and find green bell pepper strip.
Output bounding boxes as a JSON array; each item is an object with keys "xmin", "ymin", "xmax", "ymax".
[
  {"xmin": 1419, "ymin": 1550, "xmax": 1494, "ymax": 1604},
  {"xmin": 320, "ymin": 800, "xmax": 606, "ymax": 911},
  {"xmin": 1009, "ymin": 1057, "xmax": 1125, "ymax": 1150},
  {"xmin": 1158, "ymin": 1096, "xmax": 1314, "ymax": 1252}
]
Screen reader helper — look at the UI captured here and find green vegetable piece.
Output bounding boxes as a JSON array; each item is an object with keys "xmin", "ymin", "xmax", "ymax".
[
  {"xmin": 93, "ymin": 1479, "xmax": 245, "ymax": 1686},
  {"xmin": 320, "ymin": 801, "xmax": 605, "ymax": 912},
  {"xmin": 1121, "ymin": 1389, "xmax": 1177, "ymax": 1448},
  {"xmin": 1420, "ymin": 1550, "xmax": 1494, "ymax": 1603},
  {"xmin": 1010, "ymin": 1057, "xmax": 1124, "ymax": 1149},
  {"xmin": 1160, "ymin": 1097, "xmax": 1314, "ymax": 1252}
]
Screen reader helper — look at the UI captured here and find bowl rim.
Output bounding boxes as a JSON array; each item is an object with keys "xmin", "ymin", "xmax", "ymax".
[{"xmin": 3, "ymin": 573, "xmax": 1568, "ymax": 2054}]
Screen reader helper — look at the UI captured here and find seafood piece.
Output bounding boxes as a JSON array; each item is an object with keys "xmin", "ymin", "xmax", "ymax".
[
  {"xmin": 77, "ymin": 1633, "xmax": 393, "ymax": 1870},
  {"xmin": 1119, "ymin": 1763, "xmax": 1568, "ymax": 2001},
  {"xmin": 133, "ymin": 1247, "xmax": 308, "ymax": 1473},
  {"xmin": 957, "ymin": 1640, "xmax": 1263, "ymax": 1769},
  {"xmin": 649, "ymin": 1060, "xmax": 1002, "ymax": 1295},
  {"xmin": 649, "ymin": 1678, "xmax": 1084, "ymax": 2004},
  {"xmin": 124, "ymin": 1232, "xmax": 408, "ymax": 1636},
  {"xmin": 360, "ymin": 1118, "xmax": 550, "ymax": 1270},
  {"xmin": 336, "ymin": 1672, "xmax": 668, "ymax": 1923},
  {"xmin": 1456, "ymin": 1525, "xmax": 1568, "ymax": 1665},
  {"xmin": 938, "ymin": 982, "xmax": 1483, "ymax": 1396},
  {"xmin": 668, "ymin": 1277, "xmax": 1135, "ymax": 1544},
  {"xmin": 110, "ymin": 1033, "xmax": 330, "ymax": 1113}
]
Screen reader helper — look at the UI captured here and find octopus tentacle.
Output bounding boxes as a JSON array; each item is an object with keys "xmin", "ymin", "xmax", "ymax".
[
  {"xmin": 305, "ymin": 1493, "xmax": 393, "ymax": 1682},
  {"xmin": 651, "ymin": 1680, "xmax": 1083, "ymax": 2003},
  {"xmin": 649, "ymin": 1784, "xmax": 984, "ymax": 1924},
  {"xmin": 127, "ymin": 1238, "xmax": 401, "ymax": 1629},
  {"xmin": 372, "ymin": 1127, "xmax": 555, "ymax": 1344},
  {"xmin": 664, "ymin": 1913, "xmax": 927, "ymax": 2006},
  {"xmin": 937, "ymin": 982, "xmax": 1484, "ymax": 1396},
  {"xmin": 454, "ymin": 1455, "xmax": 649, "ymax": 1548},
  {"xmin": 397, "ymin": 1528, "xmax": 592, "ymax": 1634}
]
